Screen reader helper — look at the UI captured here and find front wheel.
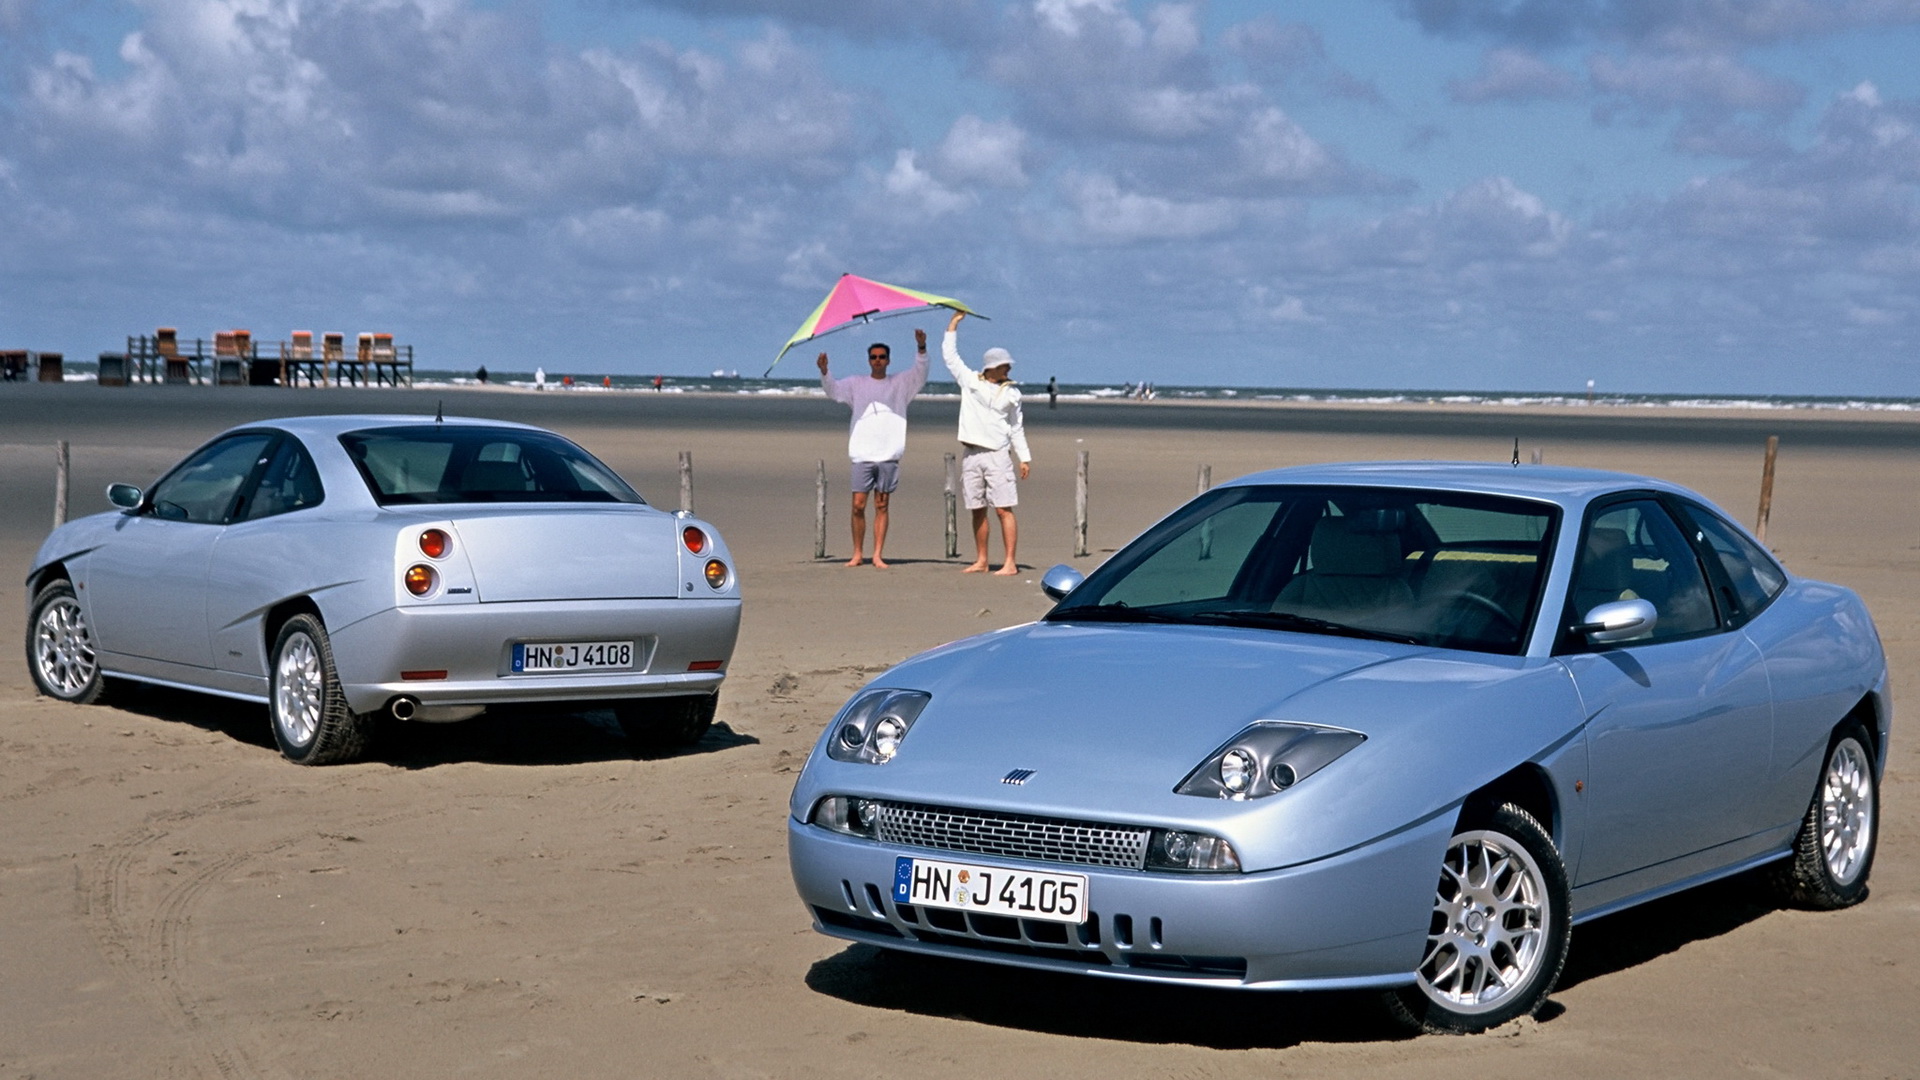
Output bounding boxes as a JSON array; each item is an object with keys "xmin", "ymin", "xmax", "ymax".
[
  {"xmin": 1773, "ymin": 727, "xmax": 1877, "ymax": 909},
  {"xmin": 27, "ymin": 580, "xmax": 107, "ymax": 704},
  {"xmin": 615, "ymin": 694, "xmax": 716, "ymax": 750},
  {"xmin": 269, "ymin": 614, "xmax": 372, "ymax": 765},
  {"xmin": 1384, "ymin": 802, "xmax": 1571, "ymax": 1034}
]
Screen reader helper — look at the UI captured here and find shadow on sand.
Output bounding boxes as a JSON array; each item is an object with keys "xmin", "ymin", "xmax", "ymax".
[
  {"xmin": 804, "ymin": 866, "xmax": 1785, "ymax": 1046},
  {"xmin": 100, "ymin": 680, "xmax": 757, "ymax": 768}
]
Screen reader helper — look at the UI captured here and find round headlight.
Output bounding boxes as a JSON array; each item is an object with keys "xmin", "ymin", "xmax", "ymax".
[
  {"xmin": 838, "ymin": 723, "xmax": 865, "ymax": 748},
  {"xmin": 704, "ymin": 559, "xmax": 728, "ymax": 589},
  {"xmin": 871, "ymin": 716, "xmax": 906, "ymax": 761},
  {"xmin": 1220, "ymin": 749, "xmax": 1256, "ymax": 794},
  {"xmin": 404, "ymin": 564, "xmax": 438, "ymax": 597},
  {"xmin": 1269, "ymin": 762, "xmax": 1298, "ymax": 789}
]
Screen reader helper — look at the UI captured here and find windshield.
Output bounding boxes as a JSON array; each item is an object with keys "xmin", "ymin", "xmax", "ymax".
[
  {"xmin": 340, "ymin": 425, "xmax": 644, "ymax": 506},
  {"xmin": 1046, "ymin": 485, "xmax": 1559, "ymax": 655}
]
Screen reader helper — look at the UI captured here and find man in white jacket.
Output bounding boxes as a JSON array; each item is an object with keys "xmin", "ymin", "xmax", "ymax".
[
  {"xmin": 943, "ymin": 311, "xmax": 1031, "ymax": 575},
  {"xmin": 819, "ymin": 328, "xmax": 930, "ymax": 568}
]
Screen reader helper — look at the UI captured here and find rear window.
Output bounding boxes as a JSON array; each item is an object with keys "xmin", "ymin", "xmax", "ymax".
[{"xmin": 340, "ymin": 425, "xmax": 644, "ymax": 506}]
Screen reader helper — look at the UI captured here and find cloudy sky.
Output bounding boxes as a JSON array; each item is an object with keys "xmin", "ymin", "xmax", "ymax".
[{"xmin": 3, "ymin": 0, "xmax": 1918, "ymax": 394}]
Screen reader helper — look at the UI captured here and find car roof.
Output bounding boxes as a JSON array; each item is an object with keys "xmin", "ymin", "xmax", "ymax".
[
  {"xmin": 1224, "ymin": 461, "xmax": 1702, "ymax": 508},
  {"xmin": 232, "ymin": 414, "xmax": 544, "ymax": 439}
]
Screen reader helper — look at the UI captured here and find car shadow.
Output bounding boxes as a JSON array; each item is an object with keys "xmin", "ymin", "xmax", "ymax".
[
  {"xmin": 804, "ymin": 945, "xmax": 1408, "ymax": 1048},
  {"xmin": 101, "ymin": 683, "xmax": 758, "ymax": 768},
  {"xmin": 804, "ymin": 868, "xmax": 1788, "ymax": 1045}
]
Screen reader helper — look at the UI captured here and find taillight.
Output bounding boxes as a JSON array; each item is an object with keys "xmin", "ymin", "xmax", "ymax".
[
  {"xmin": 419, "ymin": 528, "xmax": 451, "ymax": 559},
  {"xmin": 704, "ymin": 559, "xmax": 728, "ymax": 589},
  {"xmin": 682, "ymin": 526, "xmax": 707, "ymax": 554},
  {"xmin": 404, "ymin": 564, "xmax": 438, "ymax": 596}
]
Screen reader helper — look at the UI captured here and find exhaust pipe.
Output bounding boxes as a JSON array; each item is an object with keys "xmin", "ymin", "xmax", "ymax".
[{"xmin": 389, "ymin": 696, "xmax": 419, "ymax": 721}]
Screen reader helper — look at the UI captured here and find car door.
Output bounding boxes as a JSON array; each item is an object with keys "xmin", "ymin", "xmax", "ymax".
[
  {"xmin": 85, "ymin": 432, "xmax": 276, "ymax": 671},
  {"xmin": 208, "ymin": 435, "xmax": 328, "ymax": 677},
  {"xmin": 1558, "ymin": 496, "xmax": 1774, "ymax": 886}
]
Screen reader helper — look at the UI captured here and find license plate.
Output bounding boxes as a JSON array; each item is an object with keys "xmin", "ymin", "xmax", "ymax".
[
  {"xmin": 511, "ymin": 640, "xmax": 635, "ymax": 673},
  {"xmin": 893, "ymin": 856, "xmax": 1088, "ymax": 925}
]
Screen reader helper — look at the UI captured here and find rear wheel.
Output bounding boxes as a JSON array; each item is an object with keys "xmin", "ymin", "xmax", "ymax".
[
  {"xmin": 27, "ymin": 580, "xmax": 107, "ymax": 704},
  {"xmin": 1773, "ymin": 727, "xmax": 1877, "ymax": 909},
  {"xmin": 615, "ymin": 694, "xmax": 717, "ymax": 750},
  {"xmin": 269, "ymin": 614, "xmax": 372, "ymax": 765},
  {"xmin": 1385, "ymin": 803, "xmax": 1571, "ymax": 1034}
]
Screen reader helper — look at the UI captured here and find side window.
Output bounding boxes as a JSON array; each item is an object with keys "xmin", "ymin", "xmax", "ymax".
[
  {"xmin": 1682, "ymin": 502, "xmax": 1786, "ymax": 616},
  {"xmin": 238, "ymin": 438, "xmax": 325, "ymax": 522},
  {"xmin": 1571, "ymin": 499, "xmax": 1720, "ymax": 643},
  {"xmin": 147, "ymin": 434, "xmax": 274, "ymax": 524},
  {"xmin": 1098, "ymin": 497, "xmax": 1287, "ymax": 608}
]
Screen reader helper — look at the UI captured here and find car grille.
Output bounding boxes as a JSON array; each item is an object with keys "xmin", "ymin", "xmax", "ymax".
[{"xmin": 873, "ymin": 800, "xmax": 1151, "ymax": 870}]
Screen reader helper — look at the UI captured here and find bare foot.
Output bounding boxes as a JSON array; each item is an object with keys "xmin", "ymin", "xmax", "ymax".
[
  {"xmin": 993, "ymin": 564, "xmax": 1020, "ymax": 576},
  {"xmin": 872, "ymin": 556, "xmax": 889, "ymax": 569},
  {"xmin": 845, "ymin": 555, "xmax": 865, "ymax": 567},
  {"xmin": 961, "ymin": 561, "xmax": 989, "ymax": 573}
]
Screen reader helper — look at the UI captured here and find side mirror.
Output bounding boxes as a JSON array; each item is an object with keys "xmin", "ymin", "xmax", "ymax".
[
  {"xmin": 1040, "ymin": 563, "xmax": 1085, "ymax": 602},
  {"xmin": 106, "ymin": 483, "xmax": 142, "ymax": 510},
  {"xmin": 1575, "ymin": 598, "xmax": 1657, "ymax": 644}
]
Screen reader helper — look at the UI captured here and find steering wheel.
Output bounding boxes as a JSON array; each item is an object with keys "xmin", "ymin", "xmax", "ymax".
[{"xmin": 1448, "ymin": 591, "xmax": 1523, "ymax": 635}]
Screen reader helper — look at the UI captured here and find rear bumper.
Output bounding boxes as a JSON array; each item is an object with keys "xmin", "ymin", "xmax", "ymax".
[
  {"xmin": 329, "ymin": 597, "xmax": 740, "ymax": 715},
  {"xmin": 786, "ymin": 811, "xmax": 1447, "ymax": 990}
]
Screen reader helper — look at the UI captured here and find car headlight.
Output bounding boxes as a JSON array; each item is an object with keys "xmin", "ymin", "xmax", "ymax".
[
  {"xmin": 1175, "ymin": 722, "xmax": 1366, "ymax": 800},
  {"xmin": 825, "ymin": 688, "xmax": 931, "ymax": 764},
  {"xmin": 812, "ymin": 795, "xmax": 880, "ymax": 838},
  {"xmin": 1145, "ymin": 828, "xmax": 1241, "ymax": 872}
]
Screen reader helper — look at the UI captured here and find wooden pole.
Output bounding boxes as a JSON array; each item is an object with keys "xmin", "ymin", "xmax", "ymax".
[
  {"xmin": 943, "ymin": 452, "xmax": 959, "ymax": 559},
  {"xmin": 54, "ymin": 440, "xmax": 69, "ymax": 528},
  {"xmin": 1074, "ymin": 450, "xmax": 1089, "ymax": 558},
  {"xmin": 1196, "ymin": 464, "xmax": 1211, "ymax": 494},
  {"xmin": 1198, "ymin": 463, "xmax": 1213, "ymax": 561},
  {"xmin": 1756, "ymin": 435, "xmax": 1779, "ymax": 543},
  {"xmin": 814, "ymin": 460, "xmax": 828, "ymax": 560},
  {"xmin": 679, "ymin": 451, "xmax": 694, "ymax": 514}
]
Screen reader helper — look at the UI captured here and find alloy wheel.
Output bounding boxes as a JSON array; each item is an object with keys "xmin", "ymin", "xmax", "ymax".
[{"xmin": 1415, "ymin": 829, "xmax": 1551, "ymax": 1013}]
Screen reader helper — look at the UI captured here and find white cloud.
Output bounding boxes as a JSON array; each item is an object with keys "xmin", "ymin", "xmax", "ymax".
[
  {"xmin": 1060, "ymin": 172, "xmax": 1237, "ymax": 242},
  {"xmin": 933, "ymin": 115, "xmax": 1030, "ymax": 188},
  {"xmin": 1448, "ymin": 47, "xmax": 1579, "ymax": 103},
  {"xmin": 879, "ymin": 149, "xmax": 977, "ymax": 217}
]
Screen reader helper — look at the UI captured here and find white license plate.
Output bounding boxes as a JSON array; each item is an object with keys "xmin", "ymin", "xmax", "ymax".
[
  {"xmin": 511, "ymin": 640, "xmax": 635, "ymax": 673},
  {"xmin": 893, "ymin": 856, "xmax": 1088, "ymax": 925}
]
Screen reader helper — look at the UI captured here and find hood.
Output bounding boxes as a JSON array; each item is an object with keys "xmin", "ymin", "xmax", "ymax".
[{"xmin": 449, "ymin": 507, "xmax": 681, "ymax": 601}]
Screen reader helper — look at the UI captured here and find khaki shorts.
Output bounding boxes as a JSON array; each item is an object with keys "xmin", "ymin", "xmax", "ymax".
[{"xmin": 961, "ymin": 446, "xmax": 1018, "ymax": 509}]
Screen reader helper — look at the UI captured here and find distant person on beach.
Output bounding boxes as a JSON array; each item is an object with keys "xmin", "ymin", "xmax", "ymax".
[
  {"xmin": 818, "ymin": 328, "xmax": 931, "ymax": 568},
  {"xmin": 943, "ymin": 310, "xmax": 1031, "ymax": 576},
  {"xmin": 1047, "ymin": 376, "xmax": 1057, "ymax": 410},
  {"xmin": 535, "ymin": 366, "xmax": 546, "ymax": 390},
  {"xmin": 475, "ymin": 365, "xmax": 488, "ymax": 385},
  {"xmin": 653, "ymin": 374, "xmax": 663, "ymax": 391}
]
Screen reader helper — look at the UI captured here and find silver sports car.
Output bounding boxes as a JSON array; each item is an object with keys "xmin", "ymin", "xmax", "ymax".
[
  {"xmin": 26, "ymin": 414, "xmax": 741, "ymax": 765},
  {"xmin": 787, "ymin": 462, "xmax": 1888, "ymax": 1033}
]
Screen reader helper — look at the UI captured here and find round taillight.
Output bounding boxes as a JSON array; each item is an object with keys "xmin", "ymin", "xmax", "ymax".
[
  {"xmin": 404, "ymin": 564, "xmax": 438, "ymax": 597},
  {"xmin": 704, "ymin": 559, "xmax": 728, "ymax": 589},
  {"xmin": 682, "ymin": 526, "xmax": 707, "ymax": 554},
  {"xmin": 419, "ymin": 528, "xmax": 450, "ymax": 559}
]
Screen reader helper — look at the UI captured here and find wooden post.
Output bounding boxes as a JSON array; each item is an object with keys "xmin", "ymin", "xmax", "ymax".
[
  {"xmin": 1196, "ymin": 464, "xmax": 1211, "ymax": 494},
  {"xmin": 54, "ymin": 440, "xmax": 69, "ymax": 528},
  {"xmin": 943, "ymin": 452, "xmax": 959, "ymax": 559},
  {"xmin": 1530, "ymin": 448, "xmax": 1543, "ymax": 465},
  {"xmin": 1197, "ymin": 464, "xmax": 1213, "ymax": 561},
  {"xmin": 814, "ymin": 460, "xmax": 828, "ymax": 560},
  {"xmin": 1756, "ymin": 435, "xmax": 1779, "ymax": 543},
  {"xmin": 1074, "ymin": 450, "xmax": 1089, "ymax": 558},
  {"xmin": 679, "ymin": 451, "xmax": 694, "ymax": 514}
]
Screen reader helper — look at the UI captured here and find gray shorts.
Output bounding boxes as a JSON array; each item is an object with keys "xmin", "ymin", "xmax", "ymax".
[
  {"xmin": 850, "ymin": 460, "xmax": 900, "ymax": 494},
  {"xmin": 961, "ymin": 446, "xmax": 1017, "ymax": 509}
]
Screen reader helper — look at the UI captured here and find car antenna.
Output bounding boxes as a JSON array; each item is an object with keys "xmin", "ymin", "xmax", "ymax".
[
  {"xmin": 1511, "ymin": 437, "xmax": 1520, "ymax": 467},
  {"xmin": 435, "ymin": 399, "xmax": 443, "ymax": 424}
]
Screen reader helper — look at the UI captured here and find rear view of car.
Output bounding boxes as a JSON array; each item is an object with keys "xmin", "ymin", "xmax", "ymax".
[{"xmin": 26, "ymin": 415, "xmax": 742, "ymax": 765}]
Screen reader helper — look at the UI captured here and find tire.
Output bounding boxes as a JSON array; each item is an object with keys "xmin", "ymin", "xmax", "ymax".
[
  {"xmin": 269, "ymin": 614, "xmax": 372, "ymax": 765},
  {"xmin": 615, "ymin": 694, "xmax": 717, "ymax": 750},
  {"xmin": 1772, "ymin": 726, "xmax": 1877, "ymax": 910},
  {"xmin": 26, "ymin": 580, "xmax": 108, "ymax": 705},
  {"xmin": 1384, "ymin": 802, "xmax": 1572, "ymax": 1035}
]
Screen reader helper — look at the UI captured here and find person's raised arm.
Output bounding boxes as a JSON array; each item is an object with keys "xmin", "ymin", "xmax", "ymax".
[
  {"xmin": 905, "ymin": 327, "xmax": 931, "ymax": 393},
  {"xmin": 819, "ymin": 351, "xmax": 847, "ymax": 401},
  {"xmin": 941, "ymin": 312, "xmax": 974, "ymax": 385}
]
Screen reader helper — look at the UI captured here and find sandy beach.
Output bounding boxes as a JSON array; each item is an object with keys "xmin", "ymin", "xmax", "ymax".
[{"xmin": 1, "ymin": 383, "xmax": 1914, "ymax": 1079}]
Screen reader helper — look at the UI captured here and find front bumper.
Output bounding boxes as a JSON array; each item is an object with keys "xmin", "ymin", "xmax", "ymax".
[
  {"xmin": 787, "ymin": 811, "xmax": 1450, "ymax": 990},
  {"xmin": 329, "ymin": 597, "xmax": 740, "ymax": 715}
]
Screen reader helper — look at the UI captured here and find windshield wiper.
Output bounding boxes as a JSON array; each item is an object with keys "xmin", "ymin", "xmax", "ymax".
[
  {"xmin": 1185, "ymin": 609, "xmax": 1424, "ymax": 645},
  {"xmin": 1045, "ymin": 603, "xmax": 1191, "ymax": 625}
]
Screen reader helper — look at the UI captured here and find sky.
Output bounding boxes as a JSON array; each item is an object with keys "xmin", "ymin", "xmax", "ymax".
[{"xmin": 2, "ymin": 0, "xmax": 1919, "ymax": 395}]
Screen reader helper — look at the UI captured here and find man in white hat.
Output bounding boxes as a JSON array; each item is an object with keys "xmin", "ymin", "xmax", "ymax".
[{"xmin": 942, "ymin": 310, "xmax": 1031, "ymax": 575}]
